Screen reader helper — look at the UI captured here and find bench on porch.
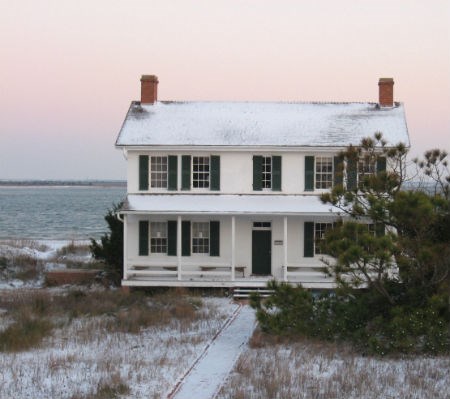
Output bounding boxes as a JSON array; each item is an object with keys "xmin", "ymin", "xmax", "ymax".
[
  {"xmin": 126, "ymin": 261, "xmax": 246, "ymax": 279},
  {"xmin": 199, "ymin": 265, "xmax": 246, "ymax": 277},
  {"xmin": 282, "ymin": 264, "xmax": 331, "ymax": 282}
]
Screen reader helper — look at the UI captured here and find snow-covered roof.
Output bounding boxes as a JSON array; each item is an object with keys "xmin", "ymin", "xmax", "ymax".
[
  {"xmin": 115, "ymin": 101, "xmax": 410, "ymax": 148},
  {"xmin": 121, "ymin": 194, "xmax": 342, "ymax": 216}
]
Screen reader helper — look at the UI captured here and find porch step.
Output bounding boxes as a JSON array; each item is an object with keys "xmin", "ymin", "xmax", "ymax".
[{"xmin": 233, "ymin": 287, "xmax": 274, "ymax": 299}]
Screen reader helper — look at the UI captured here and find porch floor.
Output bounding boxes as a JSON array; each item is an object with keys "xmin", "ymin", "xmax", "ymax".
[{"xmin": 122, "ymin": 276, "xmax": 336, "ymax": 289}]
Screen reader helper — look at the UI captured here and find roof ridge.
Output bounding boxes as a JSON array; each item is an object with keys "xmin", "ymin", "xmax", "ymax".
[{"xmin": 132, "ymin": 100, "xmax": 380, "ymax": 105}]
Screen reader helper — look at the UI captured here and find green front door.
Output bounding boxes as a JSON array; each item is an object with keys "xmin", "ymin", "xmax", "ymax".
[{"xmin": 252, "ymin": 230, "xmax": 272, "ymax": 275}]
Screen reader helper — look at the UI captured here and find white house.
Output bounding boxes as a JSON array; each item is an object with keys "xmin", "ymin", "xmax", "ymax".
[{"xmin": 115, "ymin": 75, "xmax": 409, "ymax": 290}]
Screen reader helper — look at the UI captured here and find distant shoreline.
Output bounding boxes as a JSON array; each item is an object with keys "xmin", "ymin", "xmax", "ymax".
[{"xmin": 0, "ymin": 180, "xmax": 126, "ymax": 188}]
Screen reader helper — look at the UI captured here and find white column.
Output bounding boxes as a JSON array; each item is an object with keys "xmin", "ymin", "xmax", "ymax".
[
  {"xmin": 283, "ymin": 216, "xmax": 288, "ymax": 282},
  {"xmin": 231, "ymin": 216, "xmax": 236, "ymax": 281},
  {"xmin": 123, "ymin": 214, "xmax": 128, "ymax": 280},
  {"xmin": 177, "ymin": 215, "xmax": 182, "ymax": 281}
]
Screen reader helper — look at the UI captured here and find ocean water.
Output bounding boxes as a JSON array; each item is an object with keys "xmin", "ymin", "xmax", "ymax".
[{"xmin": 0, "ymin": 186, "xmax": 126, "ymax": 240}]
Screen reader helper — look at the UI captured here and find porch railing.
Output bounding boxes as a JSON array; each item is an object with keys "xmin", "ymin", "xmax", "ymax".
[{"xmin": 125, "ymin": 261, "xmax": 246, "ymax": 281}]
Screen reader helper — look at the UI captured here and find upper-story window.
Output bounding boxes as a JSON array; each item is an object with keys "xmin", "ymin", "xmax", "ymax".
[
  {"xmin": 150, "ymin": 156, "xmax": 168, "ymax": 188},
  {"xmin": 262, "ymin": 156, "xmax": 272, "ymax": 189},
  {"xmin": 315, "ymin": 157, "xmax": 333, "ymax": 189},
  {"xmin": 357, "ymin": 156, "xmax": 376, "ymax": 184},
  {"xmin": 253, "ymin": 155, "xmax": 281, "ymax": 191},
  {"xmin": 139, "ymin": 155, "xmax": 177, "ymax": 191},
  {"xmin": 181, "ymin": 155, "xmax": 220, "ymax": 191},
  {"xmin": 347, "ymin": 155, "xmax": 385, "ymax": 190},
  {"xmin": 305, "ymin": 155, "xmax": 341, "ymax": 191},
  {"xmin": 192, "ymin": 156, "xmax": 210, "ymax": 189}
]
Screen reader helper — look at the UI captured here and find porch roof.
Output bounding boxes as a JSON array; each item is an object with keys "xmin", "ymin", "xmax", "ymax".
[{"xmin": 120, "ymin": 194, "xmax": 343, "ymax": 216}]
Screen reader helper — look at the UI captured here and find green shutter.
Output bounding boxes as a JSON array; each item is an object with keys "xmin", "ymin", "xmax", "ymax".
[
  {"xmin": 305, "ymin": 156, "xmax": 314, "ymax": 191},
  {"xmin": 167, "ymin": 221, "xmax": 177, "ymax": 256},
  {"xmin": 168, "ymin": 156, "xmax": 178, "ymax": 191},
  {"xmin": 138, "ymin": 220, "xmax": 149, "ymax": 256},
  {"xmin": 272, "ymin": 156, "xmax": 282, "ymax": 191},
  {"xmin": 304, "ymin": 222, "xmax": 314, "ymax": 258},
  {"xmin": 375, "ymin": 222, "xmax": 385, "ymax": 237},
  {"xmin": 181, "ymin": 156, "xmax": 191, "ymax": 190},
  {"xmin": 333, "ymin": 155, "xmax": 344, "ymax": 186},
  {"xmin": 139, "ymin": 155, "xmax": 149, "ymax": 191},
  {"xmin": 182, "ymin": 221, "xmax": 191, "ymax": 256},
  {"xmin": 347, "ymin": 157, "xmax": 357, "ymax": 190},
  {"xmin": 253, "ymin": 156, "xmax": 262, "ymax": 191},
  {"xmin": 210, "ymin": 155, "xmax": 220, "ymax": 191},
  {"xmin": 377, "ymin": 157, "xmax": 387, "ymax": 174},
  {"xmin": 210, "ymin": 221, "xmax": 220, "ymax": 256}
]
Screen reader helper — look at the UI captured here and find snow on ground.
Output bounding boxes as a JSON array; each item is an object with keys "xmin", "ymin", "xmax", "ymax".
[
  {"xmin": 1, "ymin": 241, "xmax": 449, "ymax": 399},
  {"xmin": 217, "ymin": 337, "xmax": 450, "ymax": 399},
  {"xmin": 0, "ymin": 295, "xmax": 238, "ymax": 399},
  {"xmin": 170, "ymin": 304, "xmax": 256, "ymax": 399},
  {"xmin": 0, "ymin": 239, "xmax": 92, "ymax": 290}
]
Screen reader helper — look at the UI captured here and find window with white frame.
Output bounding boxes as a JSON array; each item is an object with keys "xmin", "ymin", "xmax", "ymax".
[
  {"xmin": 192, "ymin": 222, "xmax": 209, "ymax": 254},
  {"xmin": 262, "ymin": 156, "xmax": 272, "ymax": 189},
  {"xmin": 150, "ymin": 156, "xmax": 168, "ymax": 188},
  {"xmin": 192, "ymin": 156, "xmax": 210, "ymax": 188},
  {"xmin": 150, "ymin": 222, "xmax": 167, "ymax": 253},
  {"xmin": 315, "ymin": 156, "xmax": 333, "ymax": 189},
  {"xmin": 358, "ymin": 156, "xmax": 376, "ymax": 184},
  {"xmin": 315, "ymin": 222, "xmax": 333, "ymax": 254}
]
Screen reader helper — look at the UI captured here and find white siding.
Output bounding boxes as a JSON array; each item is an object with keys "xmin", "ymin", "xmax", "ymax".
[{"xmin": 126, "ymin": 150, "xmax": 339, "ymax": 195}]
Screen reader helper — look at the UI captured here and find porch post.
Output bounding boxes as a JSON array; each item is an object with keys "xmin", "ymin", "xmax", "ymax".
[
  {"xmin": 123, "ymin": 214, "xmax": 128, "ymax": 280},
  {"xmin": 231, "ymin": 216, "xmax": 236, "ymax": 281},
  {"xmin": 177, "ymin": 215, "xmax": 182, "ymax": 281},
  {"xmin": 283, "ymin": 216, "xmax": 288, "ymax": 282}
]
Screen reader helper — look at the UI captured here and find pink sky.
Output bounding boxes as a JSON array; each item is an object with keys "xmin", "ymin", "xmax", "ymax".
[{"xmin": 1, "ymin": 0, "xmax": 449, "ymax": 179}]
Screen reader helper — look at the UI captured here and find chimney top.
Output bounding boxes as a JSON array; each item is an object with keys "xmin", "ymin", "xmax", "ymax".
[
  {"xmin": 378, "ymin": 77, "xmax": 394, "ymax": 107},
  {"xmin": 140, "ymin": 75, "xmax": 158, "ymax": 104},
  {"xmin": 141, "ymin": 75, "xmax": 159, "ymax": 83}
]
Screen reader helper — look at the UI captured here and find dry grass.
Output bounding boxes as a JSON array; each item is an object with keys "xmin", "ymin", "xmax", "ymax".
[
  {"xmin": 217, "ymin": 329, "xmax": 450, "ymax": 399},
  {"xmin": 0, "ymin": 288, "xmax": 211, "ymax": 351},
  {"xmin": 56, "ymin": 241, "xmax": 91, "ymax": 257},
  {"xmin": 0, "ymin": 315, "xmax": 53, "ymax": 352},
  {"xmin": 0, "ymin": 290, "xmax": 234, "ymax": 398}
]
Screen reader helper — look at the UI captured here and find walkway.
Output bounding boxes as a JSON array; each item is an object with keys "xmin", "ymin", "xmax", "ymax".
[{"xmin": 167, "ymin": 304, "xmax": 256, "ymax": 399}]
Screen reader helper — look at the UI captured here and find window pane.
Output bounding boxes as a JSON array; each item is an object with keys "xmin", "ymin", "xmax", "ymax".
[
  {"xmin": 192, "ymin": 222, "xmax": 210, "ymax": 253},
  {"xmin": 150, "ymin": 156, "xmax": 168, "ymax": 188},
  {"xmin": 262, "ymin": 156, "xmax": 272, "ymax": 189},
  {"xmin": 192, "ymin": 157, "xmax": 210, "ymax": 188},
  {"xmin": 315, "ymin": 157, "xmax": 333, "ymax": 189},
  {"xmin": 150, "ymin": 222, "xmax": 167, "ymax": 253},
  {"xmin": 357, "ymin": 156, "xmax": 376, "ymax": 184},
  {"xmin": 314, "ymin": 222, "xmax": 333, "ymax": 254}
]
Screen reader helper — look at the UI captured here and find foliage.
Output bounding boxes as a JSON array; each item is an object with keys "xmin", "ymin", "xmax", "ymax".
[
  {"xmin": 252, "ymin": 281, "xmax": 449, "ymax": 355},
  {"xmin": 90, "ymin": 202, "xmax": 124, "ymax": 285},
  {"xmin": 252, "ymin": 136, "xmax": 450, "ymax": 355},
  {"xmin": 413, "ymin": 148, "xmax": 450, "ymax": 199}
]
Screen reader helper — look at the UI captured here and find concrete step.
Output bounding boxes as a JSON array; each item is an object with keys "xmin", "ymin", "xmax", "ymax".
[{"xmin": 233, "ymin": 287, "xmax": 274, "ymax": 298}]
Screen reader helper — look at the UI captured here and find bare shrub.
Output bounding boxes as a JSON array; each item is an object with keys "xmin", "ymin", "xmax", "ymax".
[{"xmin": 56, "ymin": 241, "xmax": 90, "ymax": 257}]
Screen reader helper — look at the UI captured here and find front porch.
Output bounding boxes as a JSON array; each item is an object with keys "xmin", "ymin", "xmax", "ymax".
[
  {"xmin": 122, "ymin": 261, "xmax": 336, "ymax": 289},
  {"xmin": 120, "ymin": 194, "xmax": 341, "ymax": 290}
]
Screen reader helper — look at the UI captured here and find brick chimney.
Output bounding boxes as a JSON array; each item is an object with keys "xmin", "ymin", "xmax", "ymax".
[
  {"xmin": 140, "ymin": 75, "xmax": 158, "ymax": 104},
  {"xmin": 378, "ymin": 78, "xmax": 394, "ymax": 107}
]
